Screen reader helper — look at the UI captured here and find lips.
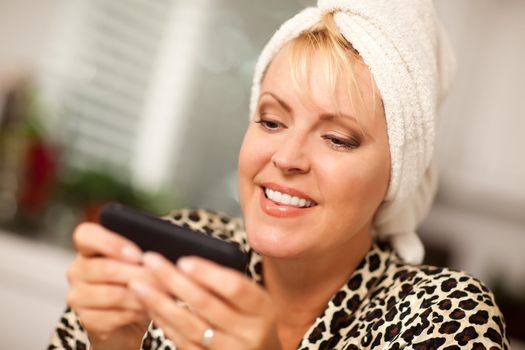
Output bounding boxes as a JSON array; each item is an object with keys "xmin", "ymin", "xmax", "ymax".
[{"xmin": 262, "ymin": 183, "xmax": 316, "ymax": 203}]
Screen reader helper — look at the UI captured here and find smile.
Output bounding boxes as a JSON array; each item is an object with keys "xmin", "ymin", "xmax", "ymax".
[
  {"xmin": 264, "ymin": 188, "xmax": 314, "ymax": 208},
  {"xmin": 258, "ymin": 183, "xmax": 317, "ymax": 218}
]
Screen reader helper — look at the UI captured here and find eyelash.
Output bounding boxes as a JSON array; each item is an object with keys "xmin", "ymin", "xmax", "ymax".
[
  {"xmin": 254, "ymin": 116, "xmax": 361, "ymax": 151},
  {"xmin": 254, "ymin": 118, "xmax": 282, "ymax": 131},
  {"xmin": 322, "ymin": 135, "xmax": 361, "ymax": 150}
]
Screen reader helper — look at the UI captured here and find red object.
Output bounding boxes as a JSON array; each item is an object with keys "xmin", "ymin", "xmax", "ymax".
[{"xmin": 18, "ymin": 139, "xmax": 58, "ymax": 214}]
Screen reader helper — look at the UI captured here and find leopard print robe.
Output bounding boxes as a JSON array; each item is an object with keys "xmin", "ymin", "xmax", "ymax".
[{"xmin": 48, "ymin": 209, "xmax": 510, "ymax": 349}]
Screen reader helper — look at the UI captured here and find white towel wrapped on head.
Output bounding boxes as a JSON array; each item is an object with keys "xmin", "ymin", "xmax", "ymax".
[{"xmin": 249, "ymin": 0, "xmax": 456, "ymax": 264}]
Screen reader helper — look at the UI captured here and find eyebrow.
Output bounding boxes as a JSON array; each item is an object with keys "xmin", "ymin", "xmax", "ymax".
[
  {"xmin": 260, "ymin": 92, "xmax": 292, "ymax": 113},
  {"xmin": 320, "ymin": 113, "xmax": 372, "ymax": 140},
  {"xmin": 259, "ymin": 91, "xmax": 372, "ymax": 139}
]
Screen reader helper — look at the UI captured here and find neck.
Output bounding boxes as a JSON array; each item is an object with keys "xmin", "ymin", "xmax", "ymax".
[{"xmin": 261, "ymin": 231, "xmax": 372, "ymax": 348}]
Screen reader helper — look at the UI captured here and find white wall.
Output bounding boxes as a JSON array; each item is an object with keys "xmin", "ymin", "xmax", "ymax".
[
  {"xmin": 423, "ymin": 0, "xmax": 525, "ymax": 292},
  {"xmin": 435, "ymin": 0, "xmax": 525, "ymax": 205},
  {"xmin": 0, "ymin": 0, "xmax": 65, "ymax": 80}
]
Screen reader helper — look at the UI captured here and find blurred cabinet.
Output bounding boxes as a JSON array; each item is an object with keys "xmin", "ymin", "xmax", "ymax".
[{"xmin": 0, "ymin": 231, "xmax": 73, "ymax": 348}]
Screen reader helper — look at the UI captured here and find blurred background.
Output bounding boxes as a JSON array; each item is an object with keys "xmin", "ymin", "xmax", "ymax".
[{"xmin": 0, "ymin": 0, "xmax": 523, "ymax": 348}]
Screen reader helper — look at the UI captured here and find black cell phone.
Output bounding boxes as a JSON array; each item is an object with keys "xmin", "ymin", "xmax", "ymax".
[{"xmin": 98, "ymin": 203, "xmax": 247, "ymax": 272}]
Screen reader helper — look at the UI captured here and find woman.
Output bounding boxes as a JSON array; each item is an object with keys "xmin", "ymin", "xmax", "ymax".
[{"xmin": 49, "ymin": 0, "xmax": 510, "ymax": 349}]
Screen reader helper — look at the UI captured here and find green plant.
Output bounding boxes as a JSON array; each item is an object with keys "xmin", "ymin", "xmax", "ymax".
[{"xmin": 54, "ymin": 168, "xmax": 170, "ymax": 215}]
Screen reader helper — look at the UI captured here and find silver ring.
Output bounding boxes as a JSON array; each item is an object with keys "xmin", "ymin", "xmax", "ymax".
[{"xmin": 201, "ymin": 327, "xmax": 215, "ymax": 347}]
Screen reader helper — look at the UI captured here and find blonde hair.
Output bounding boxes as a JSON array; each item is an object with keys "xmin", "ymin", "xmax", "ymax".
[{"xmin": 288, "ymin": 13, "xmax": 380, "ymax": 116}]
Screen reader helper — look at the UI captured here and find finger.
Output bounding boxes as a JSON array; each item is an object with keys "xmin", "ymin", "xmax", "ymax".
[
  {"xmin": 152, "ymin": 313, "xmax": 239, "ymax": 350},
  {"xmin": 141, "ymin": 253, "xmax": 244, "ymax": 328},
  {"xmin": 176, "ymin": 255, "xmax": 267, "ymax": 314},
  {"xmin": 131, "ymin": 279, "xmax": 251, "ymax": 350},
  {"xmin": 150, "ymin": 316, "xmax": 204, "ymax": 350},
  {"xmin": 73, "ymin": 222, "xmax": 142, "ymax": 263},
  {"xmin": 76, "ymin": 308, "xmax": 148, "ymax": 335},
  {"xmin": 129, "ymin": 280, "xmax": 211, "ymax": 346},
  {"xmin": 68, "ymin": 256, "xmax": 157, "ymax": 286},
  {"xmin": 68, "ymin": 283, "xmax": 144, "ymax": 311}
]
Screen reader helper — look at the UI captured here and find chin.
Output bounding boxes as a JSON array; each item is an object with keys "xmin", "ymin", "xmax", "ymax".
[{"xmin": 245, "ymin": 223, "xmax": 307, "ymax": 259}]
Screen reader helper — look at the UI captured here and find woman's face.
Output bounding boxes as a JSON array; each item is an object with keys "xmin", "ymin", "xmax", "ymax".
[{"xmin": 238, "ymin": 44, "xmax": 390, "ymax": 259}]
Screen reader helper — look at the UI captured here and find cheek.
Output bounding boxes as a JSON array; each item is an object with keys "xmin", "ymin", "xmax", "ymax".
[
  {"xmin": 239, "ymin": 128, "xmax": 265, "ymax": 176},
  {"xmin": 238, "ymin": 128, "xmax": 271, "ymax": 198},
  {"xmin": 318, "ymin": 151, "xmax": 390, "ymax": 217}
]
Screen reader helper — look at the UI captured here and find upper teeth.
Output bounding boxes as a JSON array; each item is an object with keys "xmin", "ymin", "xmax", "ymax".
[{"xmin": 264, "ymin": 188, "xmax": 313, "ymax": 208}]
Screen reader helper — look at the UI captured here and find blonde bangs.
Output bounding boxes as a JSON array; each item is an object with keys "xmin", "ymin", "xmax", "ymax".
[{"xmin": 289, "ymin": 13, "xmax": 371, "ymax": 116}]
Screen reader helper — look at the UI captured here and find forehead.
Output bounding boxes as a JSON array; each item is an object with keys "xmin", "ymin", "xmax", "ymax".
[{"xmin": 260, "ymin": 42, "xmax": 380, "ymax": 119}]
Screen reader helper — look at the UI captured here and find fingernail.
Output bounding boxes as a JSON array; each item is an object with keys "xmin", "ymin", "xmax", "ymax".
[
  {"xmin": 142, "ymin": 253, "xmax": 163, "ymax": 269},
  {"xmin": 121, "ymin": 246, "xmax": 142, "ymax": 262},
  {"xmin": 129, "ymin": 280, "xmax": 150, "ymax": 296},
  {"xmin": 177, "ymin": 257, "xmax": 195, "ymax": 272}
]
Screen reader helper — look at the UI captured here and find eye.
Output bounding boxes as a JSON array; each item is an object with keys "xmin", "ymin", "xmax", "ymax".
[
  {"xmin": 254, "ymin": 117, "xmax": 283, "ymax": 132},
  {"xmin": 322, "ymin": 135, "xmax": 361, "ymax": 150}
]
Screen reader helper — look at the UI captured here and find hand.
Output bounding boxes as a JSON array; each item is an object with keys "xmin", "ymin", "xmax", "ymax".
[
  {"xmin": 67, "ymin": 222, "xmax": 155, "ymax": 350},
  {"xmin": 129, "ymin": 253, "xmax": 282, "ymax": 350}
]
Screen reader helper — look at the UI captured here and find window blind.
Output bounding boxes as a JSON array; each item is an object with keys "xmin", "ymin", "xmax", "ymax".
[{"xmin": 39, "ymin": 0, "xmax": 175, "ymax": 176}]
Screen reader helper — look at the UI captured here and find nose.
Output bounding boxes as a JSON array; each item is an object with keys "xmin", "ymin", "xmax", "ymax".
[{"xmin": 271, "ymin": 134, "xmax": 311, "ymax": 174}]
